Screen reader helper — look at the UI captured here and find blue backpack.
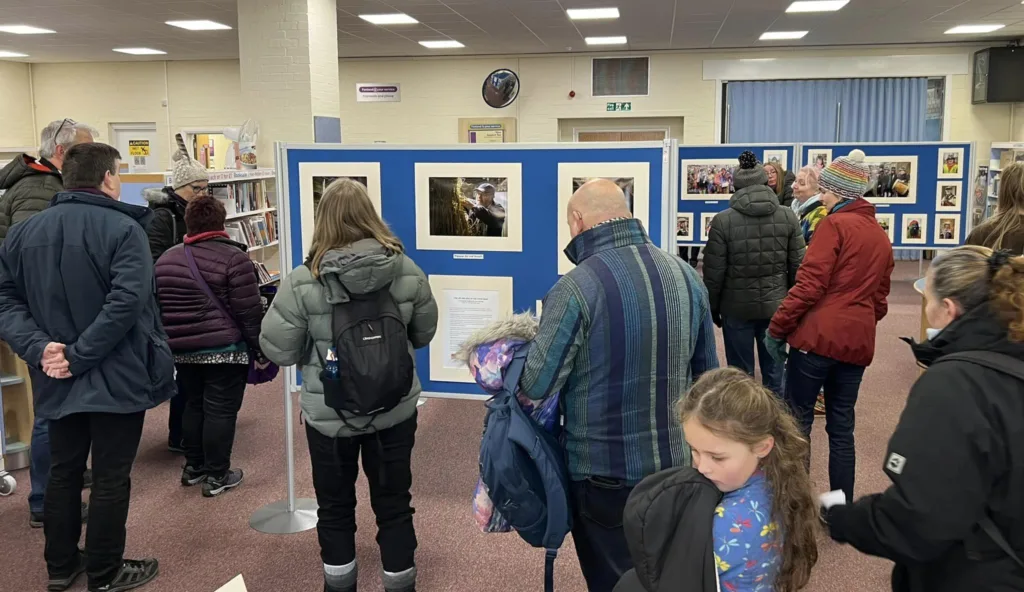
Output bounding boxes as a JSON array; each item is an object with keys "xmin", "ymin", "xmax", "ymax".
[{"xmin": 478, "ymin": 343, "xmax": 572, "ymax": 592}]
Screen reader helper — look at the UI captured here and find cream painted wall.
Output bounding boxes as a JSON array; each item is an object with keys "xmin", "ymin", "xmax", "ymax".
[{"xmin": 0, "ymin": 61, "xmax": 36, "ymax": 150}]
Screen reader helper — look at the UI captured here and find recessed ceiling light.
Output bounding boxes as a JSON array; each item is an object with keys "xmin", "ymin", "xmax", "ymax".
[
  {"xmin": 0, "ymin": 50, "xmax": 28, "ymax": 57},
  {"xmin": 0, "ymin": 24, "xmax": 55, "ymax": 34},
  {"xmin": 419, "ymin": 40, "xmax": 464, "ymax": 49},
  {"xmin": 740, "ymin": 58, "xmax": 778, "ymax": 62},
  {"xmin": 360, "ymin": 13, "xmax": 418, "ymax": 25},
  {"xmin": 760, "ymin": 31, "xmax": 809, "ymax": 40},
  {"xmin": 785, "ymin": 1, "xmax": 849, "ymax": 13},
  {"xmin": 113, "ymin": 47, "xmax": 167, "ymax": 55},
  {"xmin": 944, "ymin": 24, "xmax": 1005, "ymax": 34},
  {"xmin": 585, "ymin": 36, "xmax": 628, "ymax": 45},
  {"xmin": 165, "ymin": 20, "xmax": 232, "ymax": 31},
  {"xmin": 567, "ymin": 7, "xmax": 620, "ymax": 20}
]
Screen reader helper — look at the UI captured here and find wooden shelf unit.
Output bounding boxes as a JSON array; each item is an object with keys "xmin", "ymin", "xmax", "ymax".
[{"xmin": 0, "ymin": 340, "xmax": 34, "ymax": 470}]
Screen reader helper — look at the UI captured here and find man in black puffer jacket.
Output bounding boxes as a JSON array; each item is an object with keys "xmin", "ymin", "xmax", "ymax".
[{"xmin": 703, "ymin": 151, "xmax": 805, "ymax": 396}]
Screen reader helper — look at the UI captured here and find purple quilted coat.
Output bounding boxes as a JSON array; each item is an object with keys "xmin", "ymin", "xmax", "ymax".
[{"xmin": 155, "ymin": 231, "xmax": 263, "ymax": 353}]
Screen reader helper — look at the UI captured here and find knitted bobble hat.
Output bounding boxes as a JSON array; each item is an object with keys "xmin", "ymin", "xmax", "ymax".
[
  {"xmin": 819, "ymin": 149, "xmax": 870, "ymax": 201},
  {"xmin": 733, "ymin": 150, "xmax": 769, "ymax": 190},
  {"xmin": 170, "ymin": 133, "xmax": 209, "ymax": 190}
]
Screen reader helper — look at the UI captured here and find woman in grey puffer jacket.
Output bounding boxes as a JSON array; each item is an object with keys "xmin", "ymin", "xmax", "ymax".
[{"xmin": 260, "ymin": 179, "xmax": 437, "ymax": 592}]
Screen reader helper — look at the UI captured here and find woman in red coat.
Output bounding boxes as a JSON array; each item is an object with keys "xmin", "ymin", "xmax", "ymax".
[{"xmin": 765, "ymin": 149, "xmax": 895, "ymax": 504}]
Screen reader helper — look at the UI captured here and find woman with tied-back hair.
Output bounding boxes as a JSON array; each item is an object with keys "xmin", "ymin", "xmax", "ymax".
[{"xmin": 967, "ymin": 162, "xmax": 1024, "ymax": 254}]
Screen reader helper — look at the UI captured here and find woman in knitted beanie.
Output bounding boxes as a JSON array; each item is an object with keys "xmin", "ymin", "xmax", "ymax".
[{"xmin": 765, "ymin": 149, "xmax": 895, "ymax": 504}]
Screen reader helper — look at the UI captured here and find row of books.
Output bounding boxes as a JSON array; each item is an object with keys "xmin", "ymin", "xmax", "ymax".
[
  {"xmin": 210, "ymin": 181, "xmax": 271, "ymax": 215},
  {"xmin": 226, "ymin": 211, "xmax": 278, "ymax": 248},
  {"xmin": 253, "ymin": 261, "xmax": 280, "ymax": 286}
]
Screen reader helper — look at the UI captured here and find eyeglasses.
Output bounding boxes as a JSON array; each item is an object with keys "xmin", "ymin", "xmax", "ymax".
[
  {"xmin": 188, "ymin": 184, "xmax": 209, "ymax": 195},
  {"xmin": 53, "ymin": 118, "xmax": 76, "ymax": 141}
]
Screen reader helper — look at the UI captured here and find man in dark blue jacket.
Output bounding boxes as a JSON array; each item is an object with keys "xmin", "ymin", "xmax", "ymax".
[{"xmin": 0, "ymin": 142, "xmax": 174, "ymax": 592}]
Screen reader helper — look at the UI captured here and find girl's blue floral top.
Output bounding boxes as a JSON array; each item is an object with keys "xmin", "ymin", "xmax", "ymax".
[{"xmin": 713, "ymin": 471, "xmax": 781, "ymax": 592}]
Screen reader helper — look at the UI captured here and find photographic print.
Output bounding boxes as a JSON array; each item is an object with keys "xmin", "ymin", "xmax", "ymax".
[
  {"xmin": 299, "ymin": 162, "xmax": 382, "ymax": 258},
  {"xmin": 864, "ymin": 156, "xmax": 918, "ymax": 205},
  {"xmin": 875, "ymin": 213, "xmax": 896, "ymax": 243},
  {"xmin": 935, "ymin": 214, "xmax": 961, "ymax": 245},
  {"xmin": 763, "ymin": 150, "xmax": 788, "ymax": 172},
  {"xmin": 807, "ymin": 149, "xmax": 832, "ymax": 170},
  {"xmin": 676, "ymin": 212, "xmax": 694, "ymax": 242},
  {"xmin": 901, "ymin": 213, "xmax": 928, "ymax": 245},
  {"xmin": 938, "ymin": 148, "xmax": 965, "ymax": 179},
  {"xmin": 427, "ymin": 274, "xmax": 514, "ymax": 384},
  {"xmin": 557, "ymin": 163, "xmax": 651, "ymax": 274},
  {"xmin": 682, "ymin": 159, "xmax": 735, "ymax": 200},
  {"xmin": 936, "ymin": 181, "xmax": 962, "ymax": 212},
  {"xmin": 415, "ymin": 163, "xmax": 523, "ymax": 252},
  {"xmin": 700, "ymin": 212, "xmax": 716, "ymax": 242}
]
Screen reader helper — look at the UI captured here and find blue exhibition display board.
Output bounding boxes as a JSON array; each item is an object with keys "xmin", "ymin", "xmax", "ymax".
[
  {"xmin": 801, "ymin": 143, "xmax": 974, "ymax": 250},
  {"xmin": 277, "ymin": 142, "xmax": 672, "ymax": 398}
]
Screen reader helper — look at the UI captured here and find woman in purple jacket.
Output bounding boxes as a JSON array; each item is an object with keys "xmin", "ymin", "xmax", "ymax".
[{"xmin": 155, "ymin": 195, "xmax": 264, "ymax": 497}]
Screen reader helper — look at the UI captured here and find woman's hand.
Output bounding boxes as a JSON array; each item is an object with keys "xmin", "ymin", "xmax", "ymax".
[{"xmin": 763, "ymin": 332, "xmax": 789, "ymax": 364}]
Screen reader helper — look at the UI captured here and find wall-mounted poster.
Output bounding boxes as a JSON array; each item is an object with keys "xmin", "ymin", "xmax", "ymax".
[
  {"xmin": 682, "ymin": 159, "xmax": 735, "ymax": 200},
  {"xmin": 299, "ymin": 162, "xmax": 383, "ymax": 259},
  {"xmin": 557, "ymin": 162, "xmax": 651, "ymax": 275},
  {"xmin": 427, "ymin": 275, "xmax": 514, "ymax": 383},
  {"xmin": 763, "ymin": 150, "xmax": 788, "ymax": 172},
  {"xmin": 902, "ymin": 213, "xmax": 928, "ymax": 245},
  {"xmin": 864, "ymin": 156, "xmax": 918, "ymax": 205},
  {"xmin": 938, "ymin": 147, "xmax": 965, "ymax": 179},
  {"xmin": 807, "ymin": 149, "xmax": 832, "ymax": 170},
  {"xmin": 701, "ymin": 212, "xmax": 716, "ymax": 242},
  {"xmin": 935, "ymin": 214, "xmax": 961, "ymax": 245},
  {"xmin": 875, "ymin": 213, "xmax": 896, "ymax": 243},
  {"xmin": 936, "ymin": 181, "xmax": 962, "ymax": 212},
  {"xmin": 415, "ymin": 163, "xmax": 523, "ymax": 252},
  {"xmin": 676, "ymin": 212, "xmax": 694, "ymax": 242}
]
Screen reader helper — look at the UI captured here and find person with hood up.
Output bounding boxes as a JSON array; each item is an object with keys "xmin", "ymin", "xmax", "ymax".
[
  {"xmin": 703, "ymin": 151, "xmax": 805, "ymax": 396},
  {"xmin": 259, "ymin": 178, "xmax": 437, "ymax": 592},
  {"xmin": 764, "ymin": 161, "xmax": 795, "ymax": 209}
]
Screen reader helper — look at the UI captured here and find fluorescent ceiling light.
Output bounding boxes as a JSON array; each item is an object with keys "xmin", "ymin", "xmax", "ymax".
[
  {"xmin": 585, "ymin": 36, "xmax": 628, "ymax": 45},
  {"xmin": 419, "ymin": 40, "xmax": 464, "ymax": 49},
  {"xmin": 0, "ymin": 50, "xmax": 28, "ymax": 57},
  {"xmin": 113, "ymin": 47, "xmax": 167, "ymax": 55},
  {"xmin": 165, "ymin": 20, "xmax": 232, "ymax": 31},
  {"xmin": 944, "ymin": 24, "xmax": 1005, "ymax": 34},
  {"xmin": 567, "ymin": 7, "xmax": 620, "ymax": 20},
  {"xmin": 0, "ymin": 24, "xmax": 55, "ymax": 34},
  {"xmin": 786, "ymin": 1, "xmax": 849, "ymax": 13},
  {"xmin": 760, "ymin": 31, "xmax": 808, "ymax": 40},
  {"xmin": 360, "ymin": 13, "xmax": 418, "ymax": 25},
  {"xmin": 741, "ymin": 58, "xmax": 777, "ymax": 62}
]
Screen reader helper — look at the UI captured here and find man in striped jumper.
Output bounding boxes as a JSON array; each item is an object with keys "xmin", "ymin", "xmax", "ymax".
[{"xmin": 520, "ymin": 179, "xmax": 719, "ymax": 590}]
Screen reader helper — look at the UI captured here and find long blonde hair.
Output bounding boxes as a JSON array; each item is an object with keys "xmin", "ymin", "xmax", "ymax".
[
  {"xmin": 930, "ymin": 245, "xmax": 1024, "ymax": 342},
  {"xmin": 679, "ymin": 368, "xmax": 819, "ymax": 592},
  {"xmin": 308, "ymin": 178, "xmax": 403, "ymax": 278},
  {"xmin": 982, "ymin": 163, "xmax": 1024, "ymax": 250}
]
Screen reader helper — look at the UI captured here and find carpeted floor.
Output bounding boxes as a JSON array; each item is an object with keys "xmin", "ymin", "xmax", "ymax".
[{"xmin": 0, "ymin": 261, "xmax": 928, "ymax": 592}]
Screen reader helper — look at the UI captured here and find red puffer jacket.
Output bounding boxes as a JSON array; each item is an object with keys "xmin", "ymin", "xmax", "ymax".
[
  {"xmin": 155, "ymin": 231, "xmax": 263, "ymax": 353},
  {"xmin": 769, "ymin": 198, "xmax": 894, "ymax": 367}
]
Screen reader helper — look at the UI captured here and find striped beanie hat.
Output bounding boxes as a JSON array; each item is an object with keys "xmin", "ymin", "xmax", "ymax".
[{"xmin": 819, "ymin": 149, "xmax": 869, "ymax": 201}]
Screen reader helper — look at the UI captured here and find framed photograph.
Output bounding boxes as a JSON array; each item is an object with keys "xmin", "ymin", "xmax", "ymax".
[
  {"xmin": 936, "ymin": 181, "xmax": 962, "ymax": 212},
  {"xmin": 901, "ymin": 213, "xmax": 928, "ymax": 245},
  {"xmin": 676, "ymin": 212, "xmax": 694, "ymax": 242},
  {"xmin": 934, "ymin": 214, "xmax": 961, "ymax": 245},
  {"xmin": 299, "ymin": 162, "xmax": 382, "ymax": 259},
  {"xmin": 864, "ymin": 156, "xmax": 918, "ymax": 205},
  {"xmin": 415, "ymin": 163, "xmax": 523, "ymax": 252},
  {"xmin": 875, "ymin": 213, "xmax": 896, "ymax": 243},
  {"xmin": 938, "ymin": 147, "xmax": 965, "ymax": 179},
  {"xmin": 427, "ymin": 275, "xmax": 514, "ymax": 383},
  {"xmin": 557, "ymin": 163, "xmax": 651, "ymax": 275},
  {"xmin": 763, "ymin": 150, "xmax": 788, "ymax": 172},
  {"xmin": 807, "ymin": 149, "xmax": 832, "ymax": 170},
  {"xmin": 700, "ymin": 212, "xmax": 716, "ymax": 242},
  {"xmin": 682, "ymin": 159, "xmax": 735, "ymax": 201}
]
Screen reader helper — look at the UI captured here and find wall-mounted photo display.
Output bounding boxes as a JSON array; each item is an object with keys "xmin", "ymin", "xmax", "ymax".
[
  {"xmin": 415, "ymin": 163, "xmax": 523, "ymax": 252},
  {"xmin": 807, "ymin": 149, "xmax": 832, "ymax": 170},
  {"xmin": 299, "ymin": 162, "xmax": 383, "ymax": 258},
  {"xmin": 427, "ymin": 274, "xmax": 514, "ymax": 383},
  {"xmin": 901, "ymin": 213, "xmax": 928, "ymax": 245},
  {"xmin": 938, "ymin": 147, "xmax": 965, "ymax": 180},
  {"xmin": 935, "ymin": 214, "xmax": 961, "ymax": 245},
  {"xmin": 864, "ymin": 156, "xmax": 918, "ymax": 205},
  {"xmin": 875, "ymin": 213, "xmax": 896, "ymax": 243},
  {"xmin": 936, "ymin": 181, "xmax": 962, "ymax": 212},
  {"xmin": 676, "ymin": 212, "xmax": 694, "ymax": 242},
  {"xmin": 557, "ymin": 162, "xmax": 651, "ymax": 275},
  {"xmin": 763, "ymin": 150, "xmax": 788, "ymax": 172},
  {"xmin": 701, "ymin": 212, "xmax": 717, "ymax": 242},
  {"xmin": 682, "ymin": 159, "xmax": 735, "ymax": 200}
]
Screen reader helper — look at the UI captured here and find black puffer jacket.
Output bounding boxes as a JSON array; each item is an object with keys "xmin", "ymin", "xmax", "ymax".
[
  {"xmin": 0, "ymin": 155, "xmax": 63, "ymax": 244},
  {"xmin": 703, "ymin": 184, "xmax": 805, "ymax": 321},
  {"xmin": 143, "ymin": 186, "xmax": 187, "ymax": 262}
]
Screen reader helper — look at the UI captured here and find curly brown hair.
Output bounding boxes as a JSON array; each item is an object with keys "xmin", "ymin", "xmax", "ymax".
[{"xmin": 184, "ymin": 194, "xmax": 226, "ymax": 236}]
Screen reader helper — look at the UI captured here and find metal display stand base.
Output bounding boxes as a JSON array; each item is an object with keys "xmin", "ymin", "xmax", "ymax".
[{"xmin": 249, "ymin": 498, "xmax": 318, "ymax": 534}]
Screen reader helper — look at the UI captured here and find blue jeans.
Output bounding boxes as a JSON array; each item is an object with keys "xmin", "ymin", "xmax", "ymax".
[
  {"xmin": 785, "ymin": 350, "xmax": 865, "ymax": 503},
  {"xmin": 29, "ymin": 415, "xmax": 50, "ymax": 514},
  {"xmin": 722, "ymin": 316, "xmax": 784, "ymax": 396}
]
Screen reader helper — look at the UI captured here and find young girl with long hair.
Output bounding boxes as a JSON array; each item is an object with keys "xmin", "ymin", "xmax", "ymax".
[
  {"xmin": 679, "ymin": 368, "xmax": 820, "ymax": 591},
  {"xmin": 967, "ymin": 162, "xmax": 1024, "ymax": 253}
]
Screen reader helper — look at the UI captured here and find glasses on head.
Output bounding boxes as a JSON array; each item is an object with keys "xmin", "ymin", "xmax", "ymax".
[{"xmin": 53, "ymin": 118, "xmax": 76, "ymax": 141}]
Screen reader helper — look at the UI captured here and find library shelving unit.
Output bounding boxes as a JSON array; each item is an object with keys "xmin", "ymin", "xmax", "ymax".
[
  {"xmin": 979, "ymin": 142, "xmax": 1024, "ymax": 224},
  {"xmin": 1, "ymin": 340, "xmax": 34, "ymax": 488}
]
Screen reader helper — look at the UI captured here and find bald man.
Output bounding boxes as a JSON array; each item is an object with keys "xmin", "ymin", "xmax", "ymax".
[{"xmin": 520, "ymin": 179, "xmax": 718, "ymax": 589}]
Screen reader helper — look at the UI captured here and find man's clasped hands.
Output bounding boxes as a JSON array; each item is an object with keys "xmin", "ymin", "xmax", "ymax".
[{"xmin": 42, "ymin": 341, "xmax": 72, "ymax": 379}]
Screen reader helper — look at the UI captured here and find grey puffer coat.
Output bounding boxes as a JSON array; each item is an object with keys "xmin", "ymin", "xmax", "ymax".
[
  {"xmin": 703, "ymin": 184, "xmax": 805, "ymax": 321},
  {"xmin": 259, "ymin": 239, "xmax": 437, "ymax": 438}
]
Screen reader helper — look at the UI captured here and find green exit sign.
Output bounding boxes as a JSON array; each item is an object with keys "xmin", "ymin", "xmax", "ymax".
[{"xmin": 606, "ymin": 101, "xmax": 632, "ymax": 112}]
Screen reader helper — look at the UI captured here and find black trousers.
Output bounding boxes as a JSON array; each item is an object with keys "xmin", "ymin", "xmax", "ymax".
[
  {"xmin": 167, "ymin": 373, "xmax": 186, "ymax": 447},
  {"xmin": 305, "ymin": 414, "xmax": 417, "ymax": 573},
  {"xmin": 570, "ymin": 477, "xmax": 635, "ymax": 592},
  {"xmin": 177, "ymin": 363, "xmax": 248, "ymax": 478},
  {"xmin": 44, "ymin": 411, "xmax": 146, "ymax": 588}
]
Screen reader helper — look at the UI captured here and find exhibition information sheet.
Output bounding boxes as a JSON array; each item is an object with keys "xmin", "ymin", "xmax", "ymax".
[{"xmin": 444, "ymin": 289, "xmax": 501, "ymax": 369}]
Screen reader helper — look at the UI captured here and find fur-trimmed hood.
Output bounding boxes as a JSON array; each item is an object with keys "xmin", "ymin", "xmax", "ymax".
[
  {"xmin": 454, "ymin": 313, "xmax": 540, "ymax": 395},
  {"xmin": 143, "ymin": 186, "xmax": 179, "ymax": 206},
  {"xmin": 454, "ymin": 312, "xmax": 539, "ymax": 365}
]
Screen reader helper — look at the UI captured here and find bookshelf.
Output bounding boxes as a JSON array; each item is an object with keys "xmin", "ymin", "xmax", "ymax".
[
  {"xmin": 0, "ymin": 341, "xmax": 33, "ymax": 473},
  {"xmin": 978, "ymin": 142, "xmax": 1024, "ymax": 227}
]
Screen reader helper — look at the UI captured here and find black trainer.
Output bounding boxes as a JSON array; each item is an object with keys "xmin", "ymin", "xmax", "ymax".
[
  {"xmin": 180, "ymin": 465, "xmax": 206, "ymax": 487},
  {"xmin": 48, "ymin": 550, "xmax": 86, "ymax": 591},
  {"xmin": 167, "ymin": 440, "xmax": 185, "ymax": 454},
  {"xmin": 202, "ymin": 468, "xmax": 243, "ymax": 497},
  {"xmin": 31, "ymin": 501, "xmax": 88, "ymax": 529},
  {"xmin": 89, "ymin": 558, "xmax": 158, "ymax": 592}
]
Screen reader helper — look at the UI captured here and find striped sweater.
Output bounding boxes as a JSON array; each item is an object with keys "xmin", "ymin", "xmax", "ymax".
[{"xmin": 521, "ymin": 218, "xmax": 719, "ymax": 484}]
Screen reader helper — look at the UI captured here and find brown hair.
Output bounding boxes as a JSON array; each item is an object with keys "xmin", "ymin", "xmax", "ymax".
[
  {"xmin": 679, "ymin": 368, "xmax": 819, "ymax": 592},
  {"xmin": 979, "ymin": 163, "xmax": 1024, "ymax": 250},
  {"xmin": 184, "ymin": 194, "xmax": 226, "ymax": 235},
  {"xmin": 764, "ymin": 162, "xmax": 786, "ymax": 198},
  {"xmin": 930, "ymin": 245, "xmax": 1024, "ymax": 342},
  {"xmin": 308, "ymin": 178, "xmax": 403, "ymax": 278},
  {"xmin": 63, "ymin": 142, "xmax": 120, "ymax": 190}
]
